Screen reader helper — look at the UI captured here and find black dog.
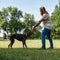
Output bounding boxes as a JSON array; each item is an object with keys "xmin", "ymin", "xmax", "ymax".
[{"xmin": 8, "ymin": 31, "xmax": 33, "ymax": 48}]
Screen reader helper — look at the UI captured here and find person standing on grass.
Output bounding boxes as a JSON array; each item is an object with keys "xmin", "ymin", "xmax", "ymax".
[{"xmin": 32, "ymin": 7, "xmax": 53, "ymax": 49}]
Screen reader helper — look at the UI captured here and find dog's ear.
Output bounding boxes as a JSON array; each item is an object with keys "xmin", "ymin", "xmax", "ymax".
[
  {"xmin": 26, "ymin": 33, "xmax": 27, "ymax": 36},
  {"xmin": 26, "ymin": 31, "xmax": 32, "ymax": 36}
]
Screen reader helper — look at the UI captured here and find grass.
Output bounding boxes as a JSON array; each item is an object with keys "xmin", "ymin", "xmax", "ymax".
[
  {"xmin": 0, "ymin": 39, "xmax": 60, "ymax": 48},
  {"xmin": 0, "ymin": 48, "xmax": 60, "ymax": 60},
  {"xmin": 0, "ymin": 39, "xmax": 60, "ymax": 60}
]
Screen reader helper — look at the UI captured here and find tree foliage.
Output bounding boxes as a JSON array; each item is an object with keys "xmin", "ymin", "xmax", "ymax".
[
  {"xmin": 0, "ymin": 7, "xmax": 23, "ymax": 34},
  {"xmin": 23, "ymin": 13, "xmax": 36, "ymax": 33},
  {"xmin": 51, "ymin": 0, "xmax": 60, "ymax": 38},
  {"xmin": 23, "ymin": 13, "xmax": 41, "ymax": 39}
]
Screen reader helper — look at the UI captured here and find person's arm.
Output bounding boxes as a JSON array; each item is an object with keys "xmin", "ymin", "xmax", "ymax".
[
  {"xmin": 34, "ymin": 18, "xmax": 44, "ymax": 28},
  {"xmin": 32, "ymin": 13, "xmax": 48, "ymax": 33},
  {"xmin": 34, "ymin": 14, "xmax": 49, "ymax": 28},
  {"xmin": 31, "ymin": 18, "xmax": 44, "ymax": 33}
]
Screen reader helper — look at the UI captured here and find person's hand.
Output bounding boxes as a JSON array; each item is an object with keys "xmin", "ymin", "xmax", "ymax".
[{"xmin": 31, "ymin": 26, "xmax": 35, "ymax": 33}]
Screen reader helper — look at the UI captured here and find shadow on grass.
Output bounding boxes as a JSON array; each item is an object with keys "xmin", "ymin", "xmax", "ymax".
[
  {"xmin": 0, "ymin": 48, "xmax": 60, "ymax": 60},
  {"xmin": 0, "ymin": 38, "xmax": 9, "ymax": 41},
  {"xmin": 0, "ymin": 48, "xmax": 60, "ymax": 50}
]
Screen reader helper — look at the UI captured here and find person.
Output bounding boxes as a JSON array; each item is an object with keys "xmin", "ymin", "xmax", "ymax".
[{"xmin": 32, "ymin": 7, "xmax": 53, "ymax": 49}]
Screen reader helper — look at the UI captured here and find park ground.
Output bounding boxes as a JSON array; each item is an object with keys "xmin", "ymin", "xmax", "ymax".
[
  {"xmin": 0, "ymin": 39, "xmax": 60, "ymax": 60},
  {"xmin": 0, "ymin": 39, "xmax": 60, "ymax": 48}
]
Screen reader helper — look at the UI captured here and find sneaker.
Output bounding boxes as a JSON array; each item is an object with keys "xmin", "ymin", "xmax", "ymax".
[
  {"xmin": 48, "ymin": 47, "xmax": 53, "ymax": 49},
  {"xmin": 39, "ymin": 48, "xmax": 46, "ymax": 50}
]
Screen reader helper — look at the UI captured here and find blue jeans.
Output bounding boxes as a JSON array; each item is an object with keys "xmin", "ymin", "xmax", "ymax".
[{"xmin": 41, "ymin": 28, "xmax": 53, "ymax": 48}]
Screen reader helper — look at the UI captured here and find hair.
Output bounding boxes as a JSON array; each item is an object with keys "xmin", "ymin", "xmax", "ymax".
[{"xmin": 40, "ymin": 7, "xmax": 48, "ymax": 15}]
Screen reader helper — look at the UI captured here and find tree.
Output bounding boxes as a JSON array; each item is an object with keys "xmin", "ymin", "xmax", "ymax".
[
  {"xmin": 1, "ymin": 7, "xmax": 23, "ymax": 34},
  {"xmin": 0, "ymin": 7, "xmax": 41, "ymax": 39},
  {"xmin": 0, "ymin": 9, "xmax": 8, "ymax": 29},
  {"xmin": 23, "ymin": 13, "xmax": 41, "ymax": 39},
  {"xmin": 51, "ymin": 0, "xmax": 60, "ymax": 38},
  {"xmin": 23, "ymin": 13, "xmax": 36, "ymax": 33}
]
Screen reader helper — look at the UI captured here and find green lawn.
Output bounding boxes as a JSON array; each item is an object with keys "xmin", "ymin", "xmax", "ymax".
[
  {"xmin": 0, "ymin": 48, "xmax": 60, "ymax": 60},
  {"xmin": 0, "ymin": 39, "xmax": 60, "ymax": 48},
  {"xmin": 0, "ymin": 39, "xmax": 60, "ymax": 60}
]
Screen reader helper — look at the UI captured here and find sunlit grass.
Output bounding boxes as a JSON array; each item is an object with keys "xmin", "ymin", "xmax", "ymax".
[
  {"xmin": 0, "ymin": 39, "xmax": 60, "ymax": 48},
  {"xmin": 0, "ymin": 39, "xmax": 60, "ymax": 60}
]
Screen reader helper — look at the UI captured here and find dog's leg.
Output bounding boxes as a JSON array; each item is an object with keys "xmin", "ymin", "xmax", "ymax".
[
  {"xmin": 8, "ymin": 43, "xmax": 11, "ymax": 48},
  {"xmin": 22, "ymin": 41, "xmax": 25, "ymax": 48},
  {"xmin": 22, "ymin": 41, "xmax": 27, "ymax": 48},
  {"xmin": 8, "ymin": 44, "xmax": 10, "ymax": 48},
  {"xmin": 24, "ymin": 42, "xmax": 27, "ymax": 48},
  {"xmin": 22, "ymin": 38, "xmax": 27, "ymax": 48},
  {"xmin": 8, "ymin": 38, "xmax": 14, "ymax": 48},
  {"xmin": 8, "ymin": 42, "xmax": 14, "ymax": 48},
  {"xmin": 10, "ymin": 40, "xmax": 14, "ymax": 48}
]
